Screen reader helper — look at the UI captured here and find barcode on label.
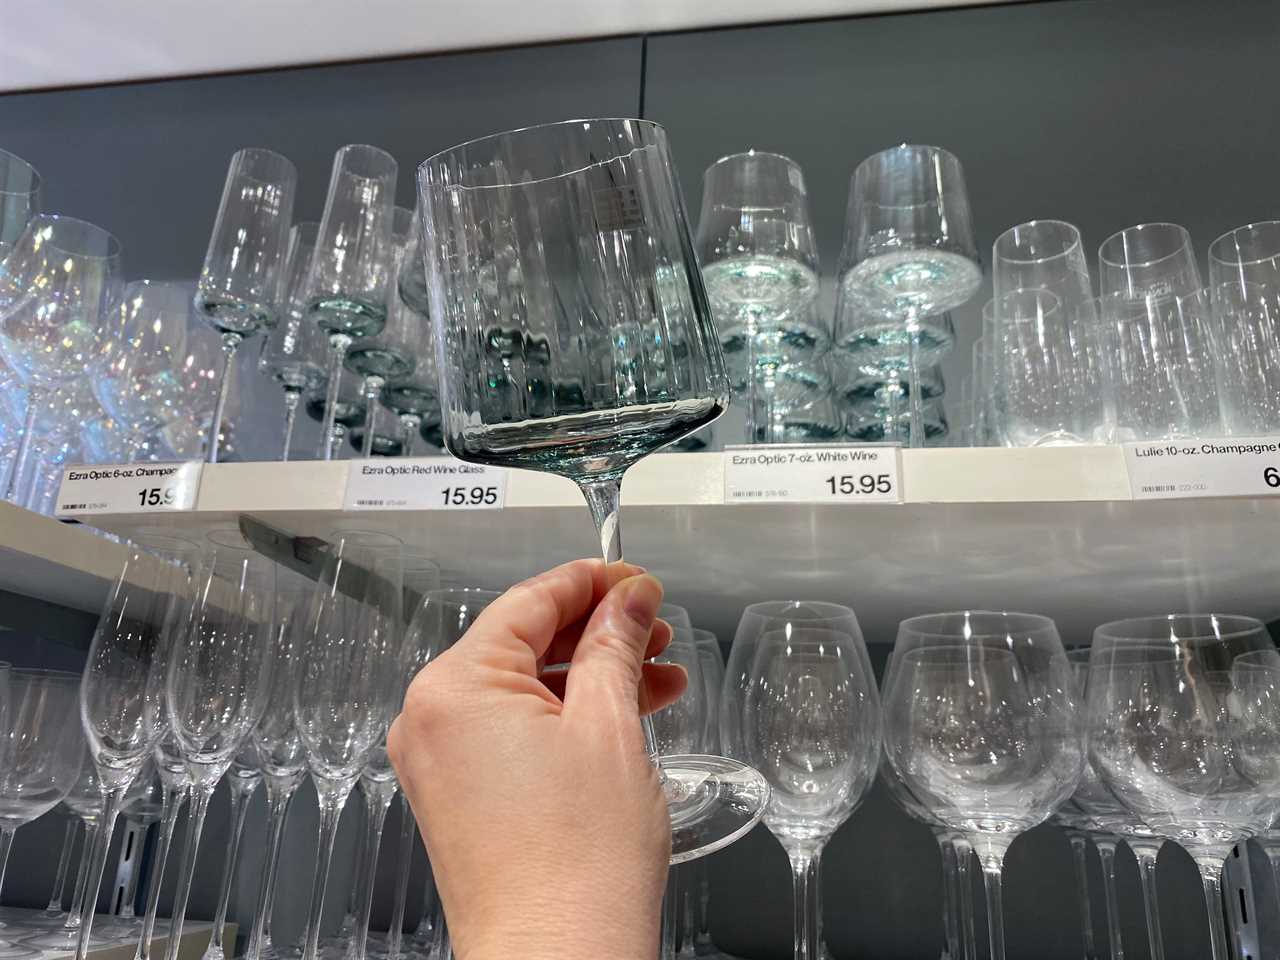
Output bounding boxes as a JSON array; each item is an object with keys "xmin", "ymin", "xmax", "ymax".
[{"xmin": 1141, "ymin": 484, "xmax": 1177, "ymax": 493}]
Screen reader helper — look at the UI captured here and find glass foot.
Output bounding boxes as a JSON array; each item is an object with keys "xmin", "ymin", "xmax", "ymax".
[
  {"xmin": 18, "ymin": 912, "xmax": 68, "ymax": 929},
  {"xmin": 661, "ymin": 754, "xmax": 769, "ymax": 865},
  {"xmin": 22, "ymin": 927, "xmax": 111, "ymax": 950}
]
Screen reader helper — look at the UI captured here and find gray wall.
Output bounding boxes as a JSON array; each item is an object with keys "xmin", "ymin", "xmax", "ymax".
[{"xmin": 4, "ymin": 0, "xmax": 1280, "ymax": 957}]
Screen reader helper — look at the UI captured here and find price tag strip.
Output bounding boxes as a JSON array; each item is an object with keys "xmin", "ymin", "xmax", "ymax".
[
  {"xmin": 723, "ymin": 444, "xmax": 902, "ymax": 505},
  {"xmin": 344, "ymin": 457, "xmax": 508, "ymax": 511},
  {"xmin": 56, "ymin": 462, "xmax": 204, "ymax": 517},
  {"xmin": 1124, "ymin": 438, "xmax": 1280, "ymax": 500}
]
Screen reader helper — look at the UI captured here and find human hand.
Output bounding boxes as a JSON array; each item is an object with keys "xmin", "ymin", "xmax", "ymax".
[{"xmin": 388, "ymin": 559, "xmax": 686, "ymax": 960}]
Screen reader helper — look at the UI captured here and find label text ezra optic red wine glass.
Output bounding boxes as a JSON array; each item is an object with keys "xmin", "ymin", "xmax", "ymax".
[{"xmin": 417, "ymin": 118, "xmax": 767, "ymax": 861}]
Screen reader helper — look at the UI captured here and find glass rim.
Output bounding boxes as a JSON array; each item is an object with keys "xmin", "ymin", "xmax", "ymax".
[
  {"xmin": 205, "ymin": 527, "xmax": 254, "ymax": 550},
  {"xmin": 897, "ymin": 610, "xmax": 1059, "ymax": 640},
  {"xmin": 982, "ymin": 288, "xmax": 1063, "ymax": 323},
  {"xmin": 1207, "ymin": 221, "xmax": 1280, "ymax": 267},
  {"xmin": 704, "ymin": 148, "xmax": 801, "ymax": 175},
  {"xmin": 230, "ymin": 145, "xmax": 297, "ymax": 179},
  {"xmin": 993, "ymin": 219, "xmax": 1084, "ymax": 265},
  {"xmin": 898, "ymin": 644, "xmax": 1018, "ymax": 667},
  {"xmin": 0, "ymin": 147, "xmax": 41, "ymax": 197},
  {"xmin": 1094, "ymin": 613, "xmax": 1266, "ymax": 643},
  {"xmin": 739, "ymin": 600, "xmax": 858, "ymax": 625},
  {"xmin": 419, "ymin": 117, "xmax": 664, "ymax": 189},
  {"xmin": 853, "ymin": 142, "xmax": 964, "ymax": 179},
  {"xmin": 128, "ymin": 533, "xmax": 202, "ymax": 558},
  {"xmin": 23, "ymin": 213, "xmax": 122, "ymax": 262},
  {"xmin": 10, "ymin": 667, "xmax": 80, "ymax": 682},
  {"xmin": 422, "ymin": 585, "xmax": 502, "ymax": 605},
  {"xmin": 1097, "ymin": 222, "xmax": 1193, "ymax": 270}
]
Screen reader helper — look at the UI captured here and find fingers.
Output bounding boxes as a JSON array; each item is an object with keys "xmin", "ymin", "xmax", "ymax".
[
  {"xmin": 541, "ymin": 661, "xmax": 688, "ymax": 714},
  {"xmin": 561, "ymin": 573, "xmax": 664, "ymax": 720},
  {"xmin": 540, "ymin": 617, "xmax": 673, "ymax": 668},
  {"xmin": 455, "ymin": 559, "xmax": 644, "ymax": 669}
]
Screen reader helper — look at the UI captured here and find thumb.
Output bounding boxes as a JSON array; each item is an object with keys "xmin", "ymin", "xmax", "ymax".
[{"xmin": 562, "ymin": 573, "xmax": 664, "ymax": 722}]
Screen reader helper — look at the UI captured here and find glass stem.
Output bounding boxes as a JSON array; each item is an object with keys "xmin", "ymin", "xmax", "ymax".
[
  {"xmin": 398, "ymin": 415, "xmax": 419, "ymax": 458},
  {"xmin": 75, "ymin": 786, "xmax": 128, "ymax": 960},
  {"xmin": 1199, "ymin": 864, "xmax": 1229, "ymax": 960},
  {"xmin": 245, "ymin": 778, "xmax": 299, "ymax": 960},
  {"xmin": 1263, "ymin": 840, "xmax": 1280, "ymax": 926},
  {"xmin": 6, "ymin": 389, "xmax": 42, "ymax": 501},
  {"xmin": 360, "ymin": 376, "xmax": 384, "ymax": 458},
  {"xmin": 161, "ymin": 785, "xmax": 214, "ymax": 960},
  {"xmin": 353, "ymin": 784, "xmax": 394, "ymax": 960},
  {"xmin": 135, "ymin": 786, "xmax": 184, "ymax": 960},
  {"xmin": 787, "ymin": 848, "xmax": 822, "ymax": 960},
  {"xmin": 321, "ymin": 337, "xmax": 351, "ymax": 461},
  {"xmin": 207, "ymin": 333, "xmax": 242, "ymax": 464},
  {"xmin": 906, "ymin": 321, "xmax": 926, "ymax": 448},
  {"xmin": 1131, "ymin": 845, "xmax": 1166, "ymax": 960},
  {"xmin": 413, "ymin": 858, "xmax": 435, "ymax": 939},
  {"xmin": 695, "ymin": 858, "xmax": 712, "ymax": 950},
  {"xmin": 1068, "ymin": 830, "xmax": 1097, "ymax": 960},
  {"xmin": 884, "ymin": 370, "xmax": 904, "ymax": 445},
  {"xmin": 954, "ymin": 837, "xmax": 976, "ymax": 960},
  {"xmin": 66, "ymin": 820, "xmax": 100, "ymax": 934},
  {"xmin": 46, "ymin": 818, "xmax": 79, "ymax": 914},
  {"xmin": 935, "ymin": 833, "xmax": 959, "ymax": 960},
  {"xmin": 302, "ymin": 778, "xmax": 354, "ymax": 960},
  {"xmin": 1095, "ymin": 837, "xmax": 1124, "ymax": 960},
  {"xmin": 387, "ymin": 793, "xmax": 415, "ymax": 960},
  {"xmin": 329, "ymin": 425, "xmax": 346, "ymax": 460},
  {"xmin": 982, "ymin": 863, "xmax": 1007, "ymax": 960},
  {"xmin": 344, "ymin": 791, "xmax": 367, "ymax": 928},
  {"xmin": 661, "ymin": 868, "xmax": 678, "ymax": 960},
  {"xmin": 677, "ymin": 863, "xmax": 697, "ymax": 958},
  {"xmin": 0, "ymin": 826, "xmax": 14, "ymax": 897},
  {"xmin": 204, "ymin": 782, "xmax": 256, "ymax": 960},
  {"xmin": 281, "ymin": 389, "xmax": 301, "ymax": 462}
]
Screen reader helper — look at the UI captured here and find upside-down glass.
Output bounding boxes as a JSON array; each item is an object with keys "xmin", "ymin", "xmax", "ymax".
[
  {"xmin": 295, "ymin": 533, "xmax": 403, "ymax": 960},
  {"xmin": 0, "ymin": 215, "xmax": 121, "ymax": 501},
  {"xmin": 195, "ymin": 148, "xmax": 296, "ymax": 463},
  {"xmin": 160, "ymin": 533, "xmax": 274, "ymax": 960},
  {"xmin": 1087, "ymin": 617, "xmax": 1280, "ymax": 960},
  {"xmin": 833, "ymin": 145, "xmax": 980, "ymax": 446},
  {"xmin": 0, "ymin": 670, "xmax": 82, "ymax": 960},
  {"xmin": 837, "ymin": 362, "xmax": 944, "ymax": 417},
  {"xmin": 0, "ymin": 149, "xmax": 40, "ymax": 252},
  {"xmin": 418, "ymin": 119, "xmax": 763, "ymax": 860},
  {"xmin": 882, "ymin": 613, "xmax": 1083, "ymax": 960},
  {"xmin": 307, "ymin": 145, "xmax": 399, "ymax": 460},
  {"xmin": 259, "ymin": 222, "xmax": 327, "ymax": 459},
  {"xmin": 76, "ymin": 545, "xmax": 193, "ymax": 960},
  {"xmin": 1095, "ymin": 289, "xmax": 1222, "ymax": 440},
  {"xmin": 733, "ymin": 626, "xmax": 880, "ymax": 960},
  {"xmin": 379, "ymin": 244, "xmax": 439, "ymax": 457},
  {"xmin": 1207, "ymin": 282, "xmax": 1280, "ymax": 436}
]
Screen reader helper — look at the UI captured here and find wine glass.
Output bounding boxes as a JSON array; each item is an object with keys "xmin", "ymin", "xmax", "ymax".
[
  {"xmin": 0, "ymin": 214, "xmax": 122, "ymax": 501},
  {"xmin": 160, "ymin": 531, "xmax": 274, "ymax": 960},
  {"xmin": 1086, "ymin": 615, "xmax": 1280, "ymax": 960},
  {"xmin": 833, "ymin": 145, "xmax": 980, "ymax": 446},
  {"xmin": 259, "ymin": 222, "xmax": 327, "ymax": 460},
  {"xmin": 194, "ymin": 147, "xmax": 296, "ymax": 463},
  {"xmin": 92, "ymin": 280, "xmax": 191, "ymax": 461},
  {"xmin": 728, "ymin": 624, "xmax": 880, "ymax": 960},
  {"xmin": 881, "ymin": 612, "xmax": 1083, "ymax": 960},
  {"xmin": 0, "ymin": 149, "xmax": 40, "ymax": 252},
  {"xmin": 243, "ymin": 582, "xmax": 306, "ymax": 960},
  {"xmin": 294, "ymin": 532, "xmax": 404, "ymax": 960},
  {"xmin": 200, "ymin": 746, "xmax": 262, "ymax": 960},
  {"xmin": 418, "ymin": 119, "xmax": 764, "ymax": 860},
  {"xmin": 307, "ymin": 145, "xmax": 399, "ymax": 460},
  {"xmin": 75, "ymin": 544, "xmax": 194, "ymax": 960},
  {"xmin": 0, "ymin": 670, "xmax": 83, "ymax": 960}
]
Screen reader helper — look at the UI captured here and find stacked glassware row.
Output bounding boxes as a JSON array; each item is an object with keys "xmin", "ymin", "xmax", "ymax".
[{"xmin": 7, "ymin": 536, "xmax": 1280, "ymax": 960}]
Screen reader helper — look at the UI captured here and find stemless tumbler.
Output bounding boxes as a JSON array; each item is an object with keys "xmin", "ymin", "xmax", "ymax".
[
  {"xmin": 1208, "ymin": 282, "xmax": 1280, "ymax": 436},
  {"xmin": 1208, "ymin": 221, "xmax": 1280, "ymax": 301},
  {"xmin": 1098, "ymin": 223, "xmax": 1201, "ymax": 301},
  {"xmin": 992, "ymin": 219, "xmax": 1096, "ymax": 319}
]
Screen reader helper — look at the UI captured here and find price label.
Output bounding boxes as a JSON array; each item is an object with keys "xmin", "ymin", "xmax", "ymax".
[
  {"xmin": 343, "ymin": 457, "xmax": 508, "ymax": 511},
  {"xmin": 55, "ymin": 462, "xmax": 203, "ymax": 517},
  {"xmin": 724, "ymin": 444, "xmax": 901, "ymax": 505},
  {"xmin": 1124, "ymin": 438, "xmax": 1280, "ymax": 500}
]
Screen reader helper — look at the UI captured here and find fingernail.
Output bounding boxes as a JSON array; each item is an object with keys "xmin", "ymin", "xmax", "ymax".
[{"xmin": 621, "ymin": 574, "xmax": 663, "ymax": 628}]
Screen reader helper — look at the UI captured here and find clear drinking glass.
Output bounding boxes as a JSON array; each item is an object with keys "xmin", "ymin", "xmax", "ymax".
[
  {"xmin": 0, "ymin": 149, "xmax": 40, "ymax": 252},
  {"xmin": 993, "ymin": 220, "xmax": 1096, "ymax": 319},
  {"xmin": 295, "ymin": 533, "xmax": 404, "ymax": 960},
  {"xmin": 1087, "ymin": 617, "xmax": 1279, "ymax": 960},
  {"xmin": 76, "ymin": 545, "xmax": 193, "ymax": 960},
  {"xmin": 1208, "ymin": 221, "xmax": 1280, "ymax": 301},
  {"xmin": 418, "ymin": 118, "xmax": 763, "ymax": 861},
  {"xmin": 159, "ymin": 532, "xmax": 274, "ymax": 960},
  {"xmin": 833, "ymin": 145, "xmax": 980, "ymax": 445},
  {"xmin": 1098, "ymin": 223, "xmax": 1201, "ymax": 301},
  {"xmin": 0, "ymin": 214, "xmax": 121, "ymax": 501},
  {"xmin": 0, "ymin": 670, "xmax": 83, "ymax": 960},
  {"xmin": 881, "ymin": 612, "xmax": 1083, "ymax": 960},
  {"xmin": 307, "ymin": 145, "xmax": 399, "ymax": 460},
  {"xmin": 93, "ymin": 280, "xmax": 191, "ymax": 460},
  {"xmin": 259, "ymin": 222, "xmax": 327, "ymax": 460},
  {"xmin": 1207, "ymin": 282, "xmax": 1280, "ymax": 436},
  {"xmin": 730, "ymin": 625, "xmax": 880, "ymax": 960},
  {"xmin": 194, "ymin": 148, "xmax": 297, "ymax": 463},
  {"xmin": 1095, "ymin": 289, "xmax": 1222, "ymax": 440}
]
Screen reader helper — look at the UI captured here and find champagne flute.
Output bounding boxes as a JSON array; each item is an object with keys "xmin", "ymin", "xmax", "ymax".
[{"xmin": 418, "ymin": 119, "xmax": 766, "ymax": 860}]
